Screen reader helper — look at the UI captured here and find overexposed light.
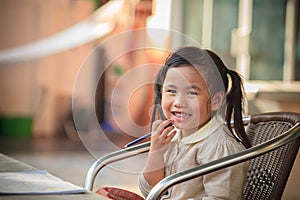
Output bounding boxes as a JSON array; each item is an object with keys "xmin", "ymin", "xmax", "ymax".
[
  {"xmin": 92, "ymin": 0, "xmax": 123, "ymax": 22},
  {"xmin": 93, "ymin": 23, "xmax": 111, "ymax": 35},
  {"xmin": 244, "ymin": 82, "xmax": 259, "ymax": 101},
  {"xmin": 245, "ymin": 82, "xmax": 260, "ymax": 93},
  {"xmin": 146, "ymin": 0, "xmax": 171, "ymax": 48},
  {"xmin": 146, "ymin": 17, "xmax": 170, "ymax": 48}
]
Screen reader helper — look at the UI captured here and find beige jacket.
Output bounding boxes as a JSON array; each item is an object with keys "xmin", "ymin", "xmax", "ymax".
[{"xmin": 138, "ymin": 117, "xmax": 249, "ymax": 199}]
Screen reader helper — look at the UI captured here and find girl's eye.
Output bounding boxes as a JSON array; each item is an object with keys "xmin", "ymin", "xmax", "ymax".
[
  {"xmin": 188, "ymin": 91, "xmax": 198, "ymax": 96},
  {"xmin": 167, "ymin": 89, "xmax": 176, "ymax": 94}
]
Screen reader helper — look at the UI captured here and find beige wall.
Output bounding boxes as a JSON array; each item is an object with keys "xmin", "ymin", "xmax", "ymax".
[{"xmin": 0, "ymin": 0, "xmax": 95, "ymax": 137}]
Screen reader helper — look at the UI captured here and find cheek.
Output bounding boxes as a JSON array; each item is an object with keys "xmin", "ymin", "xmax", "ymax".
[
  {"xmin": 200, "ymin": 100, "xmax": 213, "ymax": 122},
  {"xmin": 191, "ymin": 98, "xmax": 211, "ymax": 118},
  {"xmin": 161, "ymin": 96, "xmax": 172, "ymax": 115}
]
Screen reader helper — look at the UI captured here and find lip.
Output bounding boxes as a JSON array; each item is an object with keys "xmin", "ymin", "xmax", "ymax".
[{"xmin": 171, "ymin": 111, "xmax": 191, "ymax": 122}]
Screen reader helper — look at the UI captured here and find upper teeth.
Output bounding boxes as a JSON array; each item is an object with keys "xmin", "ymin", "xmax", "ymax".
[{"xmin": 174, "ymin": 112, "xmax": 190, "ymax": 118}]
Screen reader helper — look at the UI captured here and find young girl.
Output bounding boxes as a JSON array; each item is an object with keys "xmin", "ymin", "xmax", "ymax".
[{"xmin": 138, "ymin": 46, "xmax": 251, "ymax": 199}]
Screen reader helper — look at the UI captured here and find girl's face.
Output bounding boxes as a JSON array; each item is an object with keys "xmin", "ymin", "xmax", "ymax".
[{"xmin": 161, "ymin": 65, "xmax": 212, "ymax": 136}]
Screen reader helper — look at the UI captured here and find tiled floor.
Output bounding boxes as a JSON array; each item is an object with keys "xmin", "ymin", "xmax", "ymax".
[{"xmin": 1, "ymin": 134, "xmax": 299, "ymax": 199}]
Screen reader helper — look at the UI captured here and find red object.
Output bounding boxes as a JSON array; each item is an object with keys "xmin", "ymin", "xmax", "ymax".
[{"xmin": 96, "ymin": 187, "xmax": 145, "ymax": 200}]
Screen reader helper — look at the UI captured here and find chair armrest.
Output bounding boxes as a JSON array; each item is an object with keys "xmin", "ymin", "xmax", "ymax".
[
  {"xmin": 83, "ymin": 116, "xmax": 251, "ymax": 191},
  {"xmin": 84, "ymin": 141, "xmax": 150, "ymax": 191},
  {"xmin": 146, "ymin": 122, "xmax": 300, "ymax": 200}
]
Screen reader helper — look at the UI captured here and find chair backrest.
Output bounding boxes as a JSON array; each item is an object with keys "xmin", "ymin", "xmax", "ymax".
[{"xmin": 243, "ymin": 112, "xmax": 300, "ymax": 200}]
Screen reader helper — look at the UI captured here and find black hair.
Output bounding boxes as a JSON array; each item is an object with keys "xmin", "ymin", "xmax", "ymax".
[{"xmin": 151, "ymin": 46, "xmax": 252, "ymax": 148}]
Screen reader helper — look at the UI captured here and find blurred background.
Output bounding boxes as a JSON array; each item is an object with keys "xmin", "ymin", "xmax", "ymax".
[{"xmin": 0, "ymin": 0, "xmax": 299, "ymax": 199}]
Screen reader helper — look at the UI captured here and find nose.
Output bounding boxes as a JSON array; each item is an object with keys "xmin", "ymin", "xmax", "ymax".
[{"xmin": 174, "ymin": 95, "xmax": 187, "ymax": 108}]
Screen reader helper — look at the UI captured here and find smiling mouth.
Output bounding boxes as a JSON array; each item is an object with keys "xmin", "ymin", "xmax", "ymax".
[{"xmin": 172, "ymin": 111, "xmax": 191, "ymax": 119}]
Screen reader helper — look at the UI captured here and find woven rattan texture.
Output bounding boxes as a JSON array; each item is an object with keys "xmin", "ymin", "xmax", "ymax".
[{"xmin": 243, "ymin": 121, "xmax": 296, "ymax": 200}]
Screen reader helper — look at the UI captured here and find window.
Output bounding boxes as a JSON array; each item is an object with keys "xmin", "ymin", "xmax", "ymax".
[
  {"xmin": 250, "ymin": 0, "xmax": 286, "ymax": 80},
  {"xmin": 175, "ymin": 0, "xmax": 300, "ymax": 81}
]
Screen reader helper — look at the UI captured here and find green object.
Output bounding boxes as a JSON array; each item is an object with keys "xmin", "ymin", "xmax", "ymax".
[
  {"xmin": 0, "ymin": 116, "xmax": 33, "ymax": 137},
  {"xmin": 113, "ymin": 65, "xmax": 124, "ymax": 77}
]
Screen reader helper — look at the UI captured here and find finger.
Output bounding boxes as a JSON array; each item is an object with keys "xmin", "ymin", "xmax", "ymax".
[
  {"xmin": 152, "ymin": 120, "xmax": 163, "ymax": 132},
  {"xmin": 161, "ymin": 121, "xmax": 176, "ymax": 137},
  {"xmin": 158, "ymin": 130, "xmax": 176, "ymax": 144},
  {"xmin": 165, "ymin": 130, "xmax": 177, "ymax": 142},
  {"xmin": 156, "ymin": 119, "xmax": 173, "ymax": 133},
  {"xmin": 152, "ymin": 119, "xmax": 172, "ymax": 137},
  {"xmin": 96, "ymin": 188, "xmax": 108, "ymax": 196}
]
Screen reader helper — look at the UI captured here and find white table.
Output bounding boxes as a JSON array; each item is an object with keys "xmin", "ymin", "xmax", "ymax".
[{"xmin": 0, "ymin": 153, "xmax": 107, "ymax": 200}]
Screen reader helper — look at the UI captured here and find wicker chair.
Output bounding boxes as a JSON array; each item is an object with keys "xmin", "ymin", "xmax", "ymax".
[{"xmin": 84, "ymin": 112, "xmax": 300, "ymax": 200}]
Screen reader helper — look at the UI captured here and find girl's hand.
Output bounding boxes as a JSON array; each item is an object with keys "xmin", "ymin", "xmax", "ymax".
[
  {"xmin": 142, "ymin": 120, "xmax": 176, "ymax": 186},
  {"xmin": 150, "ymin": 119, "xmax": 177, "ymax": 152}
]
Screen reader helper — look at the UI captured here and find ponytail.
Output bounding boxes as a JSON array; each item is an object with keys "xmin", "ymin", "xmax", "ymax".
[
  {"xmin": 205, "ymin": 49, "xmax": 252, "ymax": 149},
  {"xmin": 226, "ymin": 69, "xmax": 252, "ymax": 148}
]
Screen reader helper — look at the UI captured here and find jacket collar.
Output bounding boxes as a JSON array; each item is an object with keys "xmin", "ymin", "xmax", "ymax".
[{"xmin": 172, "ymin": 116, "xmax": 224, "ymax": 145}]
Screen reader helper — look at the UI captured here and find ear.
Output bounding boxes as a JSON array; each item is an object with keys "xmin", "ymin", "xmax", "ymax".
[{"xmin": 211, "ymin": 91, "xmax": 224, "ymax": 111}]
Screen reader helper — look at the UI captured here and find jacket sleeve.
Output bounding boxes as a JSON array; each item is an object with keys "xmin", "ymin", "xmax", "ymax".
[{"xmin": 138, "ymin": 173, "xmax": 152, "ymax": 198}]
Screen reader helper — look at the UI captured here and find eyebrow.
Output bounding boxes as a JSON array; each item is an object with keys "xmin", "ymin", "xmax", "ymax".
[
  {"xmin": 164, "ymin": 84, "xmax": 202, "ymax": 91},
  {"xmin": 164, "ymin": 84, "xmax": 176, "ymax": 88},
  {"xmin": 190, "ymin": 85, "xmax": 202, "ymax": 91}
]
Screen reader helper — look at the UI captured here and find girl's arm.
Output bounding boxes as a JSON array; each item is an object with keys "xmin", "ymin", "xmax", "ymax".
[{"xmin": 142, "ymin": 119, "xmax": 176, "ymax": 186}]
